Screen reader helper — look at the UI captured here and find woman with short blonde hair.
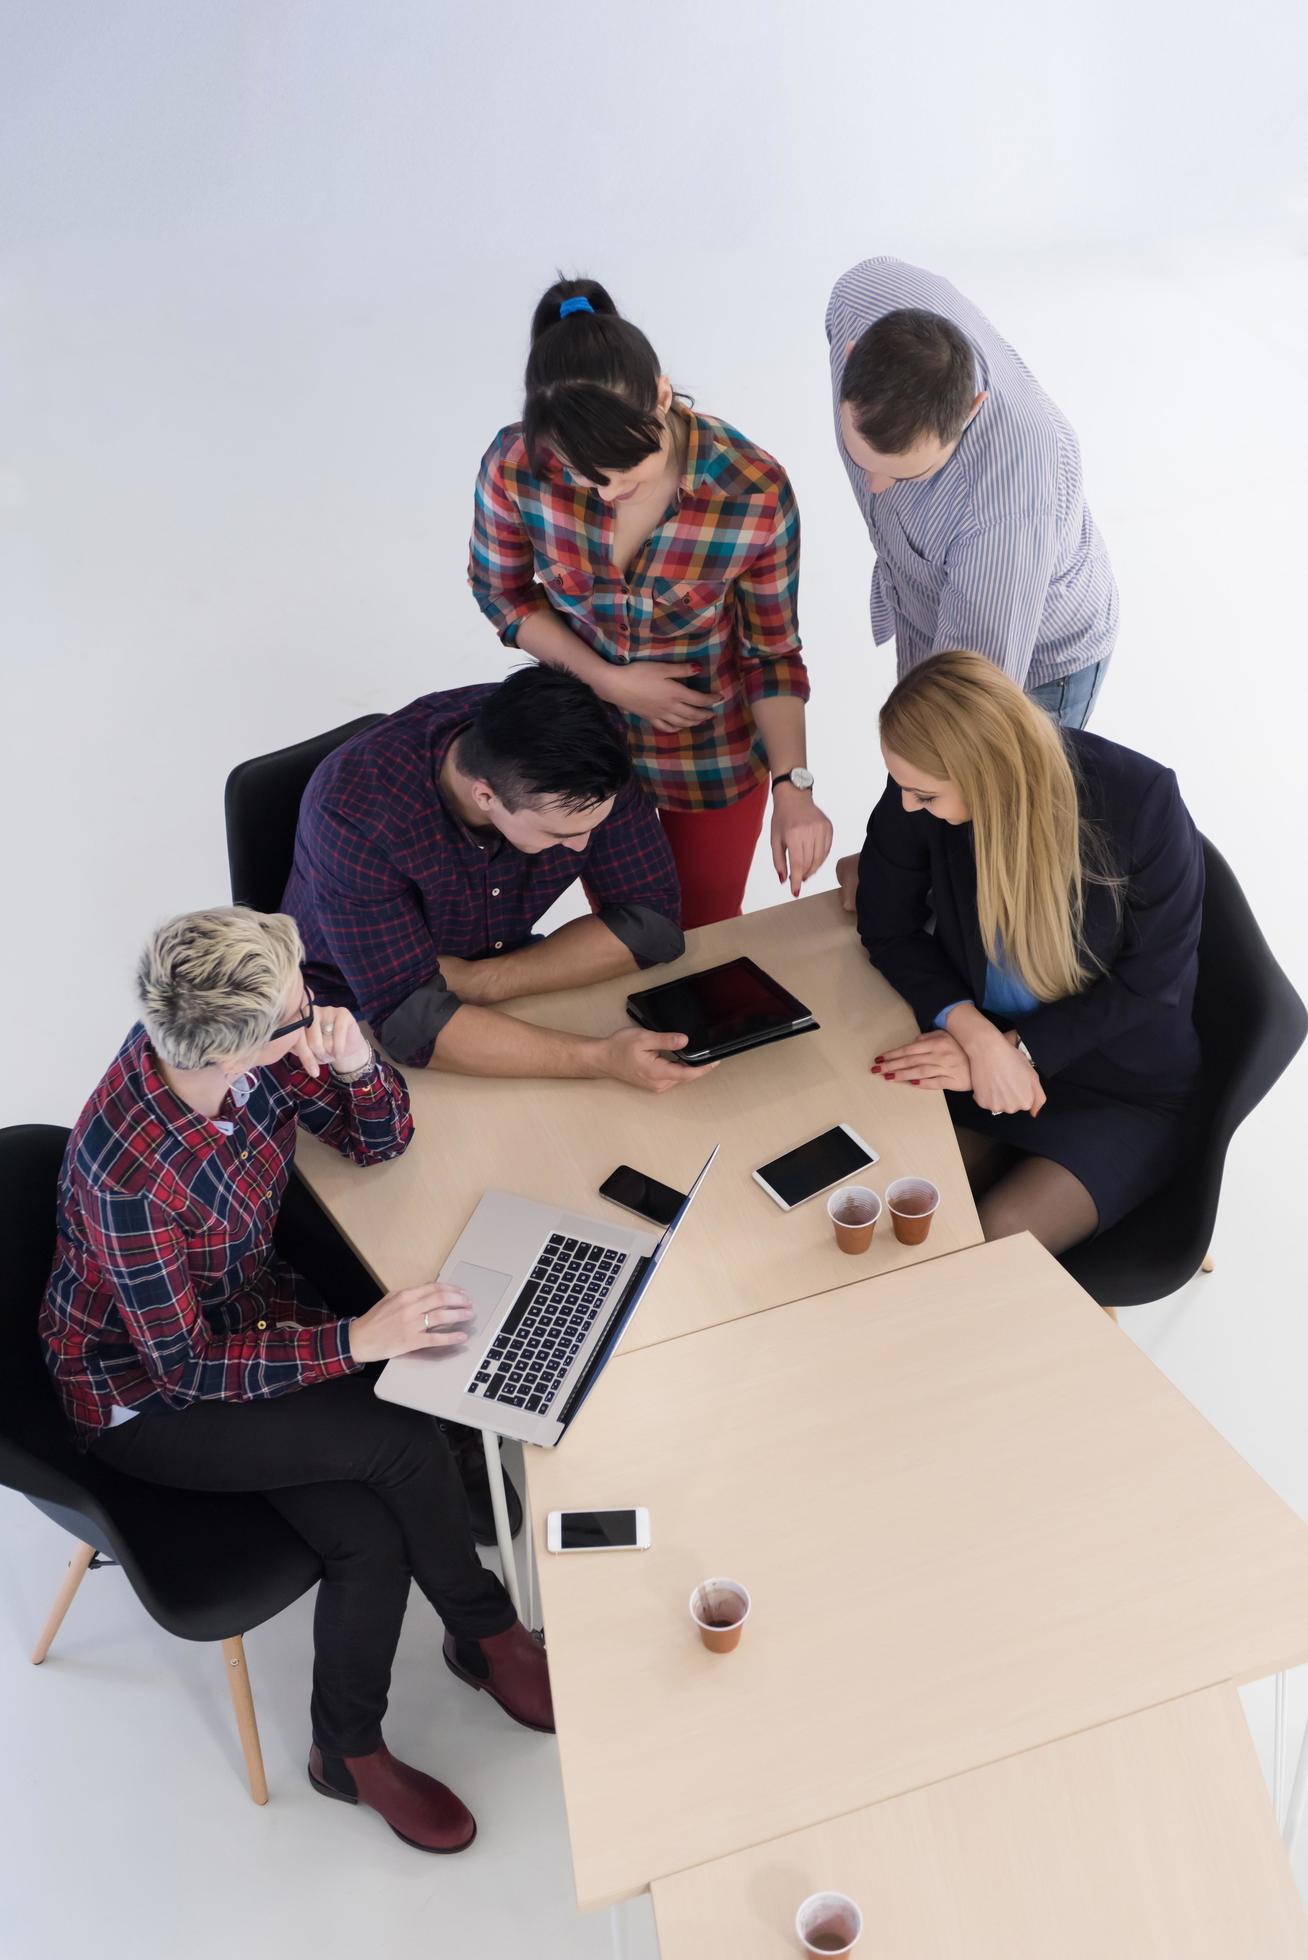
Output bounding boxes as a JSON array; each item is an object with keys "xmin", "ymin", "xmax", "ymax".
[
  {"xmin": 857, "ymin": 652, "xmax": 1204, "ymax": 1253},
  {"xmin": 42, "ymin": 905, "xmax": 552, "ymax": 1852}
]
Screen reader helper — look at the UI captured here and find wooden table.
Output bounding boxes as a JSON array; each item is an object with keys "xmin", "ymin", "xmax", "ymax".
[
  {"xmin": 524, "ymin": 1234, "xmax": 1308, "ymax": 1909},
  {"xmin": 650, "ymin": 1687, "xmax": 1308, "ymax": 1957},
  {"xmin": 294, "ymin": 892, "xmax": 982, "ymax": 1353}
]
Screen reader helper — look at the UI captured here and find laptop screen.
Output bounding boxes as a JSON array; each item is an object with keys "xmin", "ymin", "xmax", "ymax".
[
  {"xmin": 560, "ymin": 1146, "xmax": 719, "ymax": 1430},
  {"xmin": 627, "ymin": 958, "xmax": 811, "ymax": 1054}
]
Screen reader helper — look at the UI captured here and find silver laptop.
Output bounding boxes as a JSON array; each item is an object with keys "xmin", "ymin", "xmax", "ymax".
[{"xmin": 374, "ymin": 1148, "xmax": 718, "ymax": 1448}]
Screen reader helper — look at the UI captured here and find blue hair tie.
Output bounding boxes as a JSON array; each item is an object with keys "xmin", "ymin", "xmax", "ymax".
[{"xmin": 559, "ymin": 295, "xmax": 593, "ymax": 319}]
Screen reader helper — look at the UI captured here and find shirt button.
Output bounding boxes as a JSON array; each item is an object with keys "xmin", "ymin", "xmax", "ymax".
[
  {"xmin": 494, "ymin": 940, "xmax": 504, "ymax": 950},
  {"xmin": 240, "ymin": 1150, "xmax": 249, "ymax": 1161},
  {"xmin": 491, "ymin": 886, "xmax": 500, "ymax": 897},
  {"xmin": 256, "ymin": 1319, "xmax": 267, "ymax": 1330}
]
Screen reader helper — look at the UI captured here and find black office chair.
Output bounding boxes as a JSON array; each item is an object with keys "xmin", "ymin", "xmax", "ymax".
[
  {"xmin": 223, "ymin": 713, "xmax": 383, "ymax": 915},
  {"xmin": 0, "ymin": 1125, "xmax": 323, "ymax": 1803},
  {"xmin": 1059, "ymin": 837, "xmax": 1307, "ymax": 1309}
]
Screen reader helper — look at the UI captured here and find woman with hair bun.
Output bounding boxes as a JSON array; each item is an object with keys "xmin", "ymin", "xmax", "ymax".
[
  {"xmin": 858, "ymin": 651, "xmax": 1205, "ymax": 1254},
  {"xmin": 469, "ymin": 276, "xmax": 832, "ymax": 928}
]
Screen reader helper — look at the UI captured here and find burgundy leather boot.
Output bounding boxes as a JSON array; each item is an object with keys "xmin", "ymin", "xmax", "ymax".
[
  {"xmin": 443, "ymin": 1621, "xmax": 555, "ymax": 1733},
  {"xmin": 308, "ymin": 1742, "xmax": 476, "ymax": 1852}
]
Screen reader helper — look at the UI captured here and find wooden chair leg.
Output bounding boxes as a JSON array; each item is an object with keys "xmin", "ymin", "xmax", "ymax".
[
  {"xmin": 221, "ymin": 1635, "xmax": 269, "ymax": 1805},
  {"xmin": 1201, "ymin": 1253, "xmax": 1215, "ymax": 1274},
  {"xmin": 31, "ymin": 1541, "xmax": 97, "ymax": 1664},
  {"xmin": 1103, "ymin": 1306, "xmax": 1119, "ymax": 1322}
]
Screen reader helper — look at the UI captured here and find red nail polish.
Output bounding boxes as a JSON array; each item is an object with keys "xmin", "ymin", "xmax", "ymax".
[
  {"xmin": 869, "ymin": 1065, "xmax": 882, "ymax": 1074},
  {"xmin": 884, "ymin": 1071, "xmax": 896, "ymax": 1079},
  {"xmin": 873, "ymin": 1055, "xmax": 884, "ymax": 1063},
  {"xmin": 909, "ymin": 1078, "xmax": 921, "ymax": 1085}
]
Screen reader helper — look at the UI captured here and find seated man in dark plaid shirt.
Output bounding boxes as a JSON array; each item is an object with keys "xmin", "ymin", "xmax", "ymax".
[{"xmin": 282, "ymin": 665, "xmax": 705, "ymax": 1091}]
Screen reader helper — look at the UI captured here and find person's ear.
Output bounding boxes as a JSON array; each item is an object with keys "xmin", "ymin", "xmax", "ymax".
[
  {"xmin": 655, "ymin": 374, "xmax": 674, "ymax": 414},
  {"xmin": 470, "ymin": 777, "xmax": 497, "ymax": 814},
  {"xmin": 846, "ymin": 338, "xmax": 857, "ymax": 356},
  {"xmin": 965, "ymin": 390, "xmax": 988, "ymax": 424}
]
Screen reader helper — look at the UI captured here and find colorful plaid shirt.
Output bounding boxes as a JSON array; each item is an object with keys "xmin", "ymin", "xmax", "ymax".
[
  {"xmin": 468, "ymin": 410, "xmax": 810, "ymax": 812},
  {"xmin": 281, "ymin": 685, "xmax": 683, "ymax": 1066},
  {"xmin": 40, "ymin": 1025, "xmax": 413, "ymax": 1440}
]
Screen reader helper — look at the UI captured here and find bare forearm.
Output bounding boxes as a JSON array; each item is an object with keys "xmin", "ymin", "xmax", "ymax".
[
  {"xmin": 517, "ymin": 611, "xmax": 618, "ymax": 700},
  {"xmin": 456, "ymin": 917, "xmax": 637, "ymax": 1004},
  {"xmin": 751, "ymin": 694, "xmax": 808, "ymax": 777},
  {"xmin": 429, "ymin": 1002, "xmax": 607, "ymax": 1080}
]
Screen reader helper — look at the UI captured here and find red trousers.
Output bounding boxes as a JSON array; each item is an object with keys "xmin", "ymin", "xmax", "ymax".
[{"xmin": 657, "ymin": 780, "xmax": 768, "ymax": 931}]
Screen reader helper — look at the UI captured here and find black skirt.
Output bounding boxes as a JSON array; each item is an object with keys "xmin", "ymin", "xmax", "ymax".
[{"xmin": 946, "ymin": 1065, "xmax": 1202, "ymax": 1235}]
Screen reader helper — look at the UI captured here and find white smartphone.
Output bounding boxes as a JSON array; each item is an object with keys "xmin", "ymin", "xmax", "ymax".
[
  {"xmin": 752, "ymin": 1124, "xmax": 880, "ymax": 1212},
  {"xmin": 546, "ymin": 1508, "xmax": 651, "ymax": 1554}
]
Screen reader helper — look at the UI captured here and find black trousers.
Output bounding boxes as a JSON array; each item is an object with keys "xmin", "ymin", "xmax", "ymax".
[{"xmin": 92, "ymin": 1372, "xmax": 516, "ymax": 1757}]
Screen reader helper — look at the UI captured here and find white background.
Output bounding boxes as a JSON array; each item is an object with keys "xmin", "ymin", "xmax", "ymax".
[{"xmin": 2, "ymin": 5, "xmax": 1307, "ymax": 1955}]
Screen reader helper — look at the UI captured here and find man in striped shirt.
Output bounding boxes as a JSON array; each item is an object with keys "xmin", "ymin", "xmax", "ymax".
[{"xmin": 826, "ymin": 258, "xmax": 1117, "ymax": 729}]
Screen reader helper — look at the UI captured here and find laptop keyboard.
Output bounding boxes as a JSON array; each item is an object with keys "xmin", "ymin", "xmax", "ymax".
[{"xmin": 467, "ymin": 1234, "xmax": 626, "ymax": 1416}]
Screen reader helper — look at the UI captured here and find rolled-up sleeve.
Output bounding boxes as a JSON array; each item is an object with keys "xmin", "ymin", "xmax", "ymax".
[
  {"xmin": 734, "ymin": 478, "xmax": 810, "ymax": 707},
  {"xmin": 378, "ymin": 976, "xmax": 463, "ymax": 1068},
  {"xmin": 468, "ymin": 433, "xmax": 550, "ymax": 646},
  {"xmin": 583, "ymin": 780, "xmax": 684, "ymax": 969}
]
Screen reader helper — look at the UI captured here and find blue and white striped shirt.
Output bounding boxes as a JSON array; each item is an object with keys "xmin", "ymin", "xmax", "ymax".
[{"xmin": 826, "ymin": 258, "xmax": 1119, "ymax": 689}]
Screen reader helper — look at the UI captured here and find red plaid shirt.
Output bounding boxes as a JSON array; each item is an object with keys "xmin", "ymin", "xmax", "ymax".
[
  {"xmin": 469, "ymin": 410, "xmax": 810, "ymax": 811},
  {"xmin": 40, "ymin": 1026, "xmax": 413, "ymax": 1439}
]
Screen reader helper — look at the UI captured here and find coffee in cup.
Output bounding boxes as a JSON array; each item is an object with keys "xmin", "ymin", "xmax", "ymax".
[
  {"xmin": 795, "ymin": 1890, "xmax": 863, "ymax": 1954},
  {"xmin": 827, "ymin": 1185, "xmax": 881, "ymax": 1255},
  {"xmin": 689, "ymin": 1578, "xmax": 751, "ymax": 1654},
  {"xmin": 885, "ymin": 1175, "xmax": 940, "ymax": 1246}
]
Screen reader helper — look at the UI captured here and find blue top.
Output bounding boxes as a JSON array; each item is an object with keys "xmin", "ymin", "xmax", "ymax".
[{"xmin": 935, "ymin": 947, "xmax": 1039, "ymax": 1031}]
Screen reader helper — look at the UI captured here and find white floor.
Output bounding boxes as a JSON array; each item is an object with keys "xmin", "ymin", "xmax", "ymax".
[{"xmin": 4, "ymin": 7, "xmax": 1308, "ymax": 1952}]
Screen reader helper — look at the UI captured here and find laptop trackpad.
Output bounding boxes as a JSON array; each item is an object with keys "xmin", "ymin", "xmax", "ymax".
[{"xmin": 448, "ymin": 1261, "xmax": 514, "ymax": 1328}]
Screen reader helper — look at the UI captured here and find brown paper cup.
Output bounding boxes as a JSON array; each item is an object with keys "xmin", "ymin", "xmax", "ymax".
[
  {"xmin": 689, "ymin": 1578, "xmax": 751, "ymax": 1654},
  {"xmin": 796, "ymin": 1891, "xmax": 863, "ymax": 1953},
  {"xmin": 827, "ymin": 1185, "xmax": 881, "ymax": 1255},
  {"xmin": 886, "ymin": 1175, "xmax": 940, "ymax": 1246}
]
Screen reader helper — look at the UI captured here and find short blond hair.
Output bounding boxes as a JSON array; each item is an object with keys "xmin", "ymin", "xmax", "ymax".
[{"xmin": 137, "ymin": 907, "xmax": 304, "ymax": 1070}]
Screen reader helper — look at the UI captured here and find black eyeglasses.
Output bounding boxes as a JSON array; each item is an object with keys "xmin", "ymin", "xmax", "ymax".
[{"xmin": 269, "ymin": 987, "xmax": 314, "ymax": 1042}]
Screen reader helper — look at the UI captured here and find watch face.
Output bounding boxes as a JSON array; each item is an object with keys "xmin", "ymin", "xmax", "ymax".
[{"xmin": 788, "ymin": 768, "xmax": 815, "ymax": 791}]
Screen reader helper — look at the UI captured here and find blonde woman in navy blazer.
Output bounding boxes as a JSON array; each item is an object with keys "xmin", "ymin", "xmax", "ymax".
[{"xmin": 857, "ymin": 651, "xmax": 1204, "ymax": 1253}]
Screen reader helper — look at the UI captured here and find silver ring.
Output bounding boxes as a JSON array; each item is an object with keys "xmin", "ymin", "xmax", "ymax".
[
  {"xmin": 323, "ymin": 1020, "xmax": 335, "ymax": 1035},
  {"xmin": 423, "ymin": 1310, "xmax": 432, "ymax": 1332},
  {"xmin": 990, "ymin": 1108, "xmax": 1001, "ymax": 1116}
]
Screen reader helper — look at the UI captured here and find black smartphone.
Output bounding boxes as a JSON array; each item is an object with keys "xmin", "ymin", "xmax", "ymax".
[{"xmin": 599, "ymin": 1164, "xmax": 686, "ymax": 1230}]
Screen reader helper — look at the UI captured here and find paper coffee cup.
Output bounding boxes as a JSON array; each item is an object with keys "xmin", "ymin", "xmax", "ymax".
[
  {"xmin": 796, "ymin": 1890, "xmax": 863, "ymax": 1954},
  {"xmin": 689, "ymin": 1578, "xmax": 751, "ymax": 1654},
  {"xmin": 827, "ymin": 1184, "xmax": 881, "ymax": 1255},
  {"xmin": 886, "ymin": 1175, "xmax": 940, "ymax": 1246}
]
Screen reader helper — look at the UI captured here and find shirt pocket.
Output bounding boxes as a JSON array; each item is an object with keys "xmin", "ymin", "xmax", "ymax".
[
  {"xmin": 650, "ymin": 577, "xmax": 729, "ymax": 643},
  {"xmin": 542, "ymin": 562, "xmax": 598, "ymax": 615}
]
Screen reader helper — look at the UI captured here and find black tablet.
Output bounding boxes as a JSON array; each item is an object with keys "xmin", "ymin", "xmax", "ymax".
[{"xmin": 625, "ymin": 957, "xmax": 819, "ymax": 1065}]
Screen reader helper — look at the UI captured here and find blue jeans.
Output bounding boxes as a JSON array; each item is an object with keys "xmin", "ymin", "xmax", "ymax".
[{"xmin": 1027, "ymin": 657, "xmax": 1109, "ymax": 730}]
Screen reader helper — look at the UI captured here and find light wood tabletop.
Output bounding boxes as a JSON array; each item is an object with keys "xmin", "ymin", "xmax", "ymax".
[
  {"xmin": 523, "ymin": 1234, "xmax": 1308, "ymax": 1909},
  {"xmin": 294, "ymin": 890, "xmax": 981, "ymax": 1351},
  {"xmin": 650, "ymin": 1687, "xmax": 1308, "ymax": 1958}
]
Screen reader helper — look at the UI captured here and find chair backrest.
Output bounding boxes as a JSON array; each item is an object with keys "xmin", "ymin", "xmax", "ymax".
[
  {"xmin": 1060, "ymin": 834, "xmax": 1306, "ymax": 1305},
  {"xmin": 0, "ymin": 1125, "xmax": 101, "ymax": 1512},
  {"xmin": 1191, "ymin": 836, "xmax": 1307, "ymax": 1140},
  {"xmin": 223, "ymin": 714, "xmax": 384, "ymax": 913}
]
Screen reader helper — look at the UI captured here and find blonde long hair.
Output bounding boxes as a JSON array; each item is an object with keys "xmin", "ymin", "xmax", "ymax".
[{"xmin": 879, "ymin": 652, "xmax": 1117, "ymax": 1002}]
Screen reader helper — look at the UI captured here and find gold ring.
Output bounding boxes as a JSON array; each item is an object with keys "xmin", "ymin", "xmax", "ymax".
[{"xmin": 423, "ymin": 1310, "xmax": 432, "ymax": 1332}]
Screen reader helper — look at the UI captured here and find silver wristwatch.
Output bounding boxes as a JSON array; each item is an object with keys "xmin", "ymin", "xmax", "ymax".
[
  {"xmin": 772, "ymin": 767, "xmax": 815, "ymax": 792},
  {"xmin": 1015, "ymin": 1037, "xmax": 1034, "ymax": 1066}
]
